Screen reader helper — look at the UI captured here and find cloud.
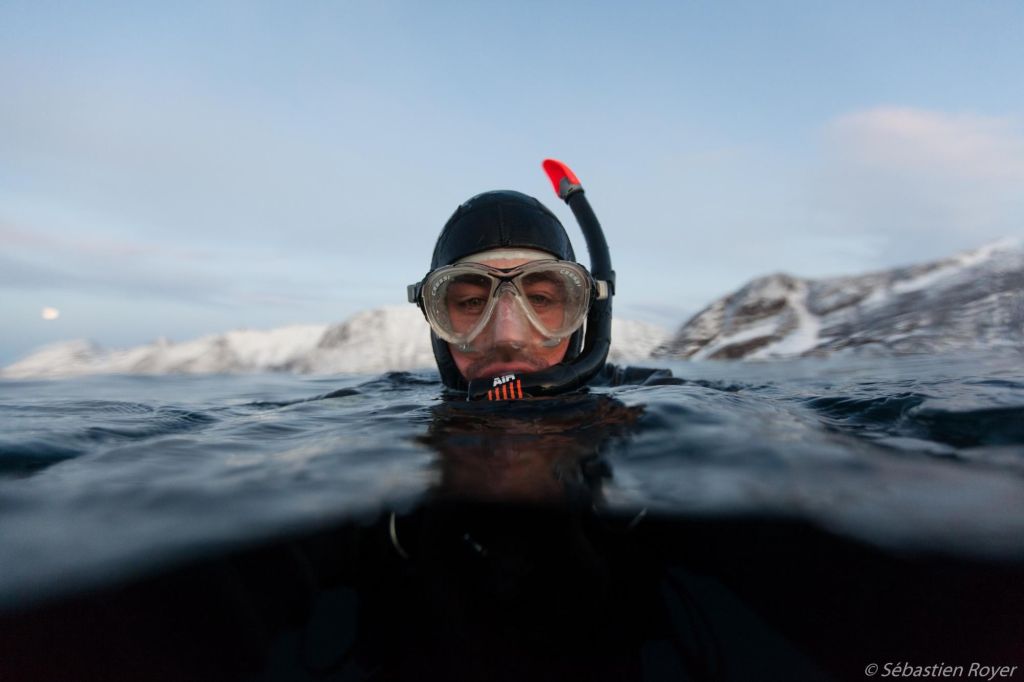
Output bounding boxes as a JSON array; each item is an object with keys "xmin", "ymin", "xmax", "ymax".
[
  {"xmin": 0, "ymin": 220, "xmax": 246, "ymax": 305},
  {"xmin": 0, "ymin": 251, "xmax": 226, "ymax": 304},
  {"xmin": 0, "ymin": 219, "xmax": 362, "ymax": 313},
  {"xmin": 812, "ymin": 107, "xmax": 1024, "ymax": 263},
  {"xmin": 829, "ymin": 107, "xmax": 1024, "ymax": 185},
  {"xmin": 0, "ymin": 61, "xmax": 456, "ymax": 256},
  {"xmin": 0, "ymin": 224, "xmax": 209, "ymax": 261}
]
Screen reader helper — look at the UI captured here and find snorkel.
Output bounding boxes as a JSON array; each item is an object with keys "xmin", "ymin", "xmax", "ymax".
[{"xmin": 464, "ymin": 159, "xmax": 615, "ymax": 401}]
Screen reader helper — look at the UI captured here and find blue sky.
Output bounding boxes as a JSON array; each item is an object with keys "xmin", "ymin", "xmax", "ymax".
[{"xmin": 2, "ymin": 1, "xmax": 1023, "ymax": 364}]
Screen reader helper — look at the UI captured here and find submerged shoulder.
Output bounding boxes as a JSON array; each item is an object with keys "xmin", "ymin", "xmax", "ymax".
[{"xmin": 591, "ymin": 363, "xmax": 686, "ymax": 387}]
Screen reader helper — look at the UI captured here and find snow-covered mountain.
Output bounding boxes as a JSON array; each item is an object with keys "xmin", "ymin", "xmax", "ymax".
[
  {"xmin": 8, "ymin": 239, "xmax": 1021, "ymax": 377},
  {"xmin": 2, "ymin": 308, "xmax": 670, "ymax": 379},
  {"xmin": 655, "ymin": 239, "xmax": 1024, "ymax": 360}
]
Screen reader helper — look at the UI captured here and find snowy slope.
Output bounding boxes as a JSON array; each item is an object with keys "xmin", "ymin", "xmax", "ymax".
[
  {"xmin": 2, "ymin": 308, "xmax": 670, "ymax": 378},
  {"xmin": 655, "ymin": 239, "xmax": 1024, "ymax": 360},
  {"xmin": 11, "ymin": 239, "xmax": 1017, "ymax": 377}
]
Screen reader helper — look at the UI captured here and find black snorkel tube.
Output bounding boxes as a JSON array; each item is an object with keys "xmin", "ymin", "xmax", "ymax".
[{"xmin": 466, "ymin": 159, "xmax": 615, "ymax": 401}]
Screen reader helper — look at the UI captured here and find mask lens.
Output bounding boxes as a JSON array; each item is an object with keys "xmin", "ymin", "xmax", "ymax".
[
  {"xmin": 515, "ymin": 263, "xmax": 590, "ymax": 338},
  {"xmin": 422, "ymin": 269, "xmax": 495, "ymax": 344},
  {"xmin": 520, "ymin": 271, "xmax": 569, "ymax": 330},
  {"xmin": 445, "ymin": 274, "xmax": 491, "ymax": 335}
]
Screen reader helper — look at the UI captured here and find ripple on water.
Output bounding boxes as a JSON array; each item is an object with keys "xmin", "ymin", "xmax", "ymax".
[
  {"xmin": 79, "ymin": 407, "xmax": 218, "ymax": 443},
  {"xmin": 0, "ymin": 439, "xmax": 83, "ymax": 477},
  {"xmin": 800, "ymin": 392, "xmax": 928, "ymax": 423},
  {"xmin": 0, "ymin": 400, "xmax": 154, "ymax": 415},
  {"xmin": 905, "ymin": 405, "xmax": 1024, "ymax": 448}
]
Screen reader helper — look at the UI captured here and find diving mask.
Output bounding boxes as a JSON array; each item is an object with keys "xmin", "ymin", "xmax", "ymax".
[{"xmin": 408, "ymin": 260, "xmax": 609, "ymax": 352}]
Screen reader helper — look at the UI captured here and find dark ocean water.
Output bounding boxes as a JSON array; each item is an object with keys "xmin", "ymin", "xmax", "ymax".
[{"xmin": 2, "ymin": 352, "xmax": 1023, "ymax": 681}]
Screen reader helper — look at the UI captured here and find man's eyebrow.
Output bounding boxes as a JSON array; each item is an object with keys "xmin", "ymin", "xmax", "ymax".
[{"xmin": 523, "ymin": 273, "xmax": 564, "ymax": 283}]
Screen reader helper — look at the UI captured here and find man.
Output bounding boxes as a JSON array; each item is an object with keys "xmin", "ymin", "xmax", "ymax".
[
  {"xmin": 408, "ymin": 162, "xmax": 675, "ymax": 398},
  {"xmin": 409, "ymin": 187, "xmax": 594, "ymax": 384}
]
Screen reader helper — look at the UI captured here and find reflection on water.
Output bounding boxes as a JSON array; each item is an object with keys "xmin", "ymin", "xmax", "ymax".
[{"xmin": 422, "ymin": 394, "xmax": 641, "ymax": 504}]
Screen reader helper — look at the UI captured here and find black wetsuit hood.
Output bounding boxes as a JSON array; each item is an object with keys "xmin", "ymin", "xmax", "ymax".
[{"xmin": 430, "ymin": 190, "xmax": 576, "ymax": 269}]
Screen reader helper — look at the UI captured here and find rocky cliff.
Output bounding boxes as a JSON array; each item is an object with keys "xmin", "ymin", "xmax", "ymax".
[{"xmin": 654, "ymin": 240, "xmax": 1024, "ymax": 360}]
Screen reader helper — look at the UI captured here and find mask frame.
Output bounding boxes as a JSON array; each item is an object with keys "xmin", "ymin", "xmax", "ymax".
[{"xmin": 408, "ymin": 260, "xmax": 609, "ymax": 352}]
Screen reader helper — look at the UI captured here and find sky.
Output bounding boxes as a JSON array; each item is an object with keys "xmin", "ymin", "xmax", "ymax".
[{"xmin": 2, "ymin": 1, "xmax": 1023, "ymax": 364}]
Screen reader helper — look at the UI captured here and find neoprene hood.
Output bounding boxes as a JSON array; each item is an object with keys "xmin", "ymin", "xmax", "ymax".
[{"xmin": 430, "ymin": 190, "xmax": 576, "ymax": 268}]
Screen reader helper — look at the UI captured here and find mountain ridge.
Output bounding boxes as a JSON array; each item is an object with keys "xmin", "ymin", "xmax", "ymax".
[
  {"xmin": 654, "ymin": 239, "xmax": 1024, "ymax": 360},
  {"xmin": 2, "ymin": 309, "xmax": 669, "ymax": 379}
]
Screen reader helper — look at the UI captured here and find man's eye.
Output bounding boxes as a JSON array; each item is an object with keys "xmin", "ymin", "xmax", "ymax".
[
  {"xmin": 458, "ymin": 297, "xmax": 487, "ymax": 313},
  {"xmin": 528, "ymin": 294, "xmax": 552, "ymax": 309}
]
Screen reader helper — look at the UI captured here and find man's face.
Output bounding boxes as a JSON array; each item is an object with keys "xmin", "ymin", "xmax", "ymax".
[{"xmin": 448, "ymin": 256, "xmax": 571, "ymax": 381}]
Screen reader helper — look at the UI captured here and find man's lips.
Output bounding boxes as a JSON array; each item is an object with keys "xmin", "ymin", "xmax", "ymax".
[{"xmin": 469, "ymin": 362, "xmax": 540, "ymax": 379}]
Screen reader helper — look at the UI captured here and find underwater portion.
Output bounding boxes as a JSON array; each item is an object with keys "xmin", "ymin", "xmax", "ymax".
[{"xmin": 2, "ymin": 352, "xmax": 1023, "ymax": 680}]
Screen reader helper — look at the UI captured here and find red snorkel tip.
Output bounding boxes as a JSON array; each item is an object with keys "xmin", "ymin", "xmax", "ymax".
[{"xmin": 542, "ymin": 158, "xmax": 583, "ymax": 202}]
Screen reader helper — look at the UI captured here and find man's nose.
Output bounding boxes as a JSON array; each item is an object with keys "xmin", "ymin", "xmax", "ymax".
[{"xmin": 489, "ymin": 290, "xmax": 531, "ymax": 348}]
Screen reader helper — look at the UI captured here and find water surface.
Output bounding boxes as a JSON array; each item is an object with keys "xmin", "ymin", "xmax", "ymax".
[{"xmin": 2, "ymin": 352, "xmax": 1023, "ymax": 610}]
